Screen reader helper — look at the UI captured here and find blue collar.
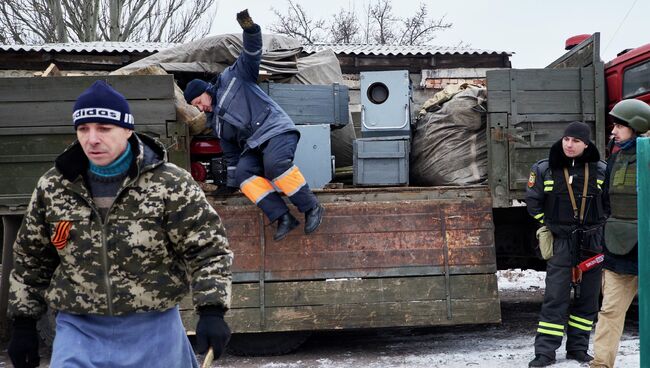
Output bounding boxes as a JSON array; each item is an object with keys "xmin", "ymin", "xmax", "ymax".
[
  {"xmin": 615, "ymin": 138, "xmax": 636, "ymax": 151},
  {"xmin": 89, "ymin": 144, "xmax": 133, "ymax": 177}
]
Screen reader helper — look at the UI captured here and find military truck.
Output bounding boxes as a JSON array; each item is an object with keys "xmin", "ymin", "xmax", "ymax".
[
  {"xmin": 0, "ymin": 75, "xmax": 501, "ymax": 356},
  {"xmin": 0, "ymin": 32, "xmax": 644, "ymax": 355}
]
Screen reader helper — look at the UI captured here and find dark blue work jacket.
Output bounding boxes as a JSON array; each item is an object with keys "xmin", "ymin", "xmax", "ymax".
[{"xmin": 206, "ymin": 26, "xmax": 297, "ymax": 172}]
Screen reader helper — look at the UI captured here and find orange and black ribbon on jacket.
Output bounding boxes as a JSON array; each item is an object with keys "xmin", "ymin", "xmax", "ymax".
[{"xmin": 51, "ymin": 221, "xmax": 72, "ymax": 250}]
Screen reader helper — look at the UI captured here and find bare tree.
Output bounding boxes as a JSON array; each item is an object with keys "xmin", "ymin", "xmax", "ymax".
[
  {"xmin": 369, "ymin": 0, "xmax": 397, "ymax": 44},
  {"xmin": 0, "ymin": 1, "xmax": 58, "ymax": 43},
  {"xmin": 269, "ymin": 0, "xmax": 326, "ymax": 44},
  {"xmin": 330, "ymin": 8, "xmax": 361, "ymax": 44},
  {"xmin": 47, "ymin": 0, "xmax": 68, "ymax": 42},
  {"xmin": 397, "ymin": 4, "xmax": 451, "ymax": 45},
  {"xmin": 271, "ymin": 0, "xmax": 453, "ymax": 46},
  {"xmin": 0, "ymin": 0, "xmax": 216, "ymax": 44},
  {"xmin": 362, "ymin": 1, "xmax": 373, "ymax": 44}
]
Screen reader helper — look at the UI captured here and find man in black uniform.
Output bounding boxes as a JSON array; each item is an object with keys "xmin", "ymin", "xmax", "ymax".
[{"xmin": 526, "ymin": 121, "xmax": 608, "ymax": 367}]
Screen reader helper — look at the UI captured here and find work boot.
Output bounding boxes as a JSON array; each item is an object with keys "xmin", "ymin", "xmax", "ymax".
[
  {"xmin": 566, "ymin": 351, "xmax": 594, "ymax": 363},
  {"xmin": 274, "ymin": 212, "xmax": 299, "ymax": 241},
  {"xmin": 304, "ymin": 204, "xmax": 324, "ymax": 234},
  {"xmin": 528, "ymin": 354, "xmax": 555, "ymax": 367}
]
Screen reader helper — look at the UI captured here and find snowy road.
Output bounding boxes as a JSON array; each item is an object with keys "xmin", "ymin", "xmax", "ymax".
[
  {"xmin": 213, "ymin": 270, "xmax": 640, "ymax": 368},
  {"xmin": 0, "ymin": 270, "xmax": 640, "ymax": 367}
]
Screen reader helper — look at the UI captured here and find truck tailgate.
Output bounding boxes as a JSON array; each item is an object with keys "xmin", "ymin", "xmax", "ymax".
[{"xmin": 182, "ymin": 186, "xmax": 500, "ymax": 332}]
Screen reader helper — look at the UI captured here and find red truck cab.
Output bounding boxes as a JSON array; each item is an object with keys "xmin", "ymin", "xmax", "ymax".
[{"xmin": 605, "ymin": 43, "xmax": 650, "ymax": 109}]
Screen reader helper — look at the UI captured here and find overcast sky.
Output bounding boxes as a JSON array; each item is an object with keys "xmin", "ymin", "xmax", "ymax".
[{"xmin": 209, "ymin": 0, "xmax": 647, "ymax": 69}]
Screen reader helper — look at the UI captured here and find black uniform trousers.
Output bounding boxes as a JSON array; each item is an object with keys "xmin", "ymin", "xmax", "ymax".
[
  {"xmin": 534, "ymin": 235, "xmax": 602, "ymax": 359},
  {"xmin": 236, "ymin": 132, "xmax": 319, "ymax": 222}
]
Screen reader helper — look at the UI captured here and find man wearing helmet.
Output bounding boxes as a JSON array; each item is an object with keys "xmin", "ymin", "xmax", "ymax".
[{"xmin": 591, "ymin": 99, "xmax": 650, "ymax": 368}]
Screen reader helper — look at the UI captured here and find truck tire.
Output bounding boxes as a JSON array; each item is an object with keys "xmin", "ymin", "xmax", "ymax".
[{"xmin": 227, "ymin": 331, "xmax": 311, "ymax": 356}]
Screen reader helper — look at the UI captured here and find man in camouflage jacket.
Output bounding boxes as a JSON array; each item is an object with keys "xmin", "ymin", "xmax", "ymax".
[{"xmin": 8, "ymin": 80, "xmax": 233, "ymax": 367}]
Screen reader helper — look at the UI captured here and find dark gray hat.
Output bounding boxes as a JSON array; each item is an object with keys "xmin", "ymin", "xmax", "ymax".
[{"xmin": 563, "ymin": 121, "xmax": 591, "ymax": 144}]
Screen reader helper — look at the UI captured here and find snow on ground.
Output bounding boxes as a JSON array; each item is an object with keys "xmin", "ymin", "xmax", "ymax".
[
  {"xmin": 216, "ymin": 269, "xmax": 641, "ymax": 368},
  {"xmin": 1, "ymin": 269, "xmax": 638, "ymax": 367},
  {"xmin": 218, "ymin": 328, "xmax": 640, "ymax": 368},
  {"xmin": 497, "ymin": 268, "xmax": 546, "ymax": 292}
]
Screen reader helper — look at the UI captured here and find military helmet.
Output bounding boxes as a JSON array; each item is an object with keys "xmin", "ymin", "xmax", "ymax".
[{"xmin": 609, "ymin": 99, "xmax": 650, "ymax": 134}]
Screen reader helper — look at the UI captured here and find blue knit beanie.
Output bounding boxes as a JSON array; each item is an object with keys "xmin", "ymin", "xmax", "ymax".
[
  {"xmin": 184, "ymin": 79, "xmax": 209, "ymax": 104},
  {"xmin": 72, "ymin": 80, "xmax": 134, "ymax": 130}
]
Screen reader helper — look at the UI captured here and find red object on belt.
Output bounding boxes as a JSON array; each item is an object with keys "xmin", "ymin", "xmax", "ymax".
[{"xmin": 578, "ymin": 253, "xmax": 605, "ymax": 272}]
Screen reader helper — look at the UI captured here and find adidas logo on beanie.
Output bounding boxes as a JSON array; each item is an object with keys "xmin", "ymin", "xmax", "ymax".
[{"xmin": 72, "ymin": 80, "xmax": 134, "ymax": 130}]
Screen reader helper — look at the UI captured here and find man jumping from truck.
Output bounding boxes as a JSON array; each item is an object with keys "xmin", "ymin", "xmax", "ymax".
[
  {"xmin": 183, "ymin": 9, "xmax": 324, "ymax": 242},
  {"xmin": 525, "ymin": 121, "xmax": 608, "ymax": 367},
  {"xmin": 7, "ymin": 80, "xmax": 233, "ymax": 367}
]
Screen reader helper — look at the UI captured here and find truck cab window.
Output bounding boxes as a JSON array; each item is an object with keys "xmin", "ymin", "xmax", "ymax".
[{"xmin": 623, "ymin": 61, "xmax": 650, "ymax": 99}]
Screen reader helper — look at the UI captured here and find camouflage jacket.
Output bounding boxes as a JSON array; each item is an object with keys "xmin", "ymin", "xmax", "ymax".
[{"xmin": 9, "ymin": 133, "xmax": 232, "ymax": 318}]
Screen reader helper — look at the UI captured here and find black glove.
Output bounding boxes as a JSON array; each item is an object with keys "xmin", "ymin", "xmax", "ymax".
[
  {"xmin": 195, "ymin": 306, "xmax": 231, "ymax": 359},
  {"xmin": 8, "ymin": 317, "xmax": 40, "ymax": 368},
  {"xmin": 236, "ymin": 9, "xmax": 256, "ymax": 31}
]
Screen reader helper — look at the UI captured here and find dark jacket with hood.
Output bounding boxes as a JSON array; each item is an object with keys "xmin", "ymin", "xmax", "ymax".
[
  {"xmin": 9, "ymin": 133, "xmax": 233, "ymax": 319},
  {"xmin": 526, "ymin": 140, "xmax": 608, "ymax": 255}
]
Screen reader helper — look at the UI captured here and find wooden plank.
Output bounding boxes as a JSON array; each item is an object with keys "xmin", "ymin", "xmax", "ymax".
[
  {"xmin": 245, "ymin": 264, "xmax": 496, "ymax": 282},
  {"xmin": 0, "ymin": 124, "xmax": 167, "ymax": 138},
  {"xmin": 182, "ymin": 298, "xmax": 500, "ymax": 333},
  {"xmin": 216, "ymin": 191, "xmax": 496, "ymax": 281},
  {"xmin": 0, "ymin": 75, "xmax": 174, "ymax": 102},
  {"xmin": 0, "ymin": 154, "xmax": 59, "ymax": 164},
  {"xmin": 263, "ymin": 249, "xmax": 446, "ymax": 275},
  {"xmin": 180, "ymin": 274, "xmax": 500, "ymax": 332},
  {"xmin": 182, "ymin": 275, "xmax": 498, "ymax": 310},
  {"xmin": 486, "ymin": 69, "xmax": 510, "ymax": 93},
  {"xmin": 265, "ymin": 274, "xmax": 496, "ymax": 307},
  {"xmin": 107, "ymin": 75, "xmax": 175, "ymax": 100},
  {"xmin": 210, "ymin": 185, "xmax": 493, "ymax": 207},
  {"xmin": 0, "ymin": 99, "xmax": 175, "ymax": 127},
  {"xmin": 511, "ymin": 113, "xmax": 596, "ymax": 124},
  {"xmin": 547, "ymin": 33, "xmax": 598, "ymax": 69},
  {"xmin": 232, "ymin": 264, "xmax": 497, "ymax": 283},
  {"xmin": 0, "ymin": 175, "xmax": 48, "ymax": 197},
  {"xmin": 0, "ymin": 126, "xmax": 77, "ymax": 135},
  {"xmin": 487, "ymin": 68, "xmax": 594, "ymax": 92},
  {"xmin": 0, "ymin": 134, "xmax": 75, "ymax": 155},
  {"xmin": 487, "ymin": 112, "xmax": 510, "ymax": 208},
  {"xmin": 41, "ymin": 63, "xmax": 62, "ymax": 77},
  {"xmin": 489, "ymin": 90, "xmax": 595, "ymax": 114}
]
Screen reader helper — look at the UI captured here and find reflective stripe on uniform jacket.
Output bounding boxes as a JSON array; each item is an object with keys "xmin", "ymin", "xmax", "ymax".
[{"xmin": 526, "ymin": 140, "xmax": 608, "ymax": 259}]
